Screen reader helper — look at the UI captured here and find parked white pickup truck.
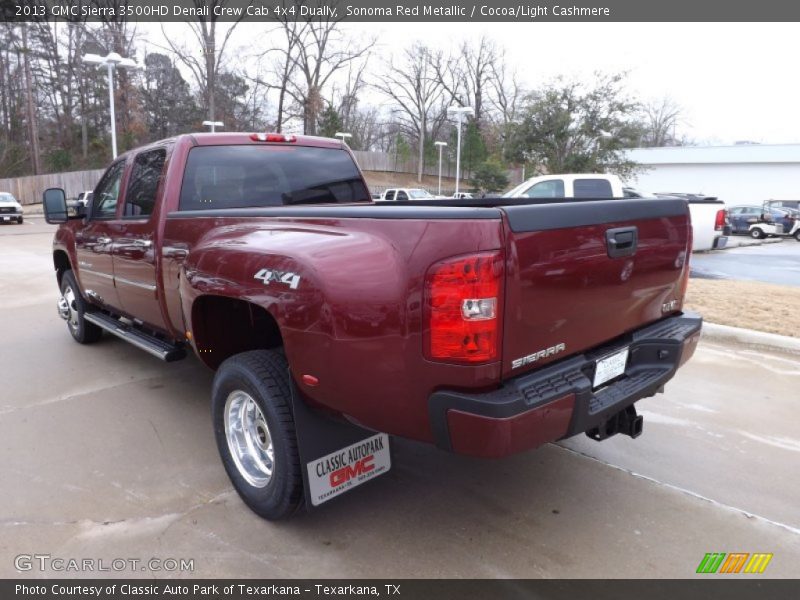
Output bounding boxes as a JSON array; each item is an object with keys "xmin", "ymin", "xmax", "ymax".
[
  {"xmin": 626, "ymin": 189, "xmax": 729, "ymax": 252},
  {"xmin": 503, "ymin": 174, "xmax": 727, "ymax": 252},
  {"xmin": 504, "ymin": 173, "xmax": 624, "ymax": 199},
  {"xmin": 380, "ymin": 188, "xmax": 438, "ymax": 201}
]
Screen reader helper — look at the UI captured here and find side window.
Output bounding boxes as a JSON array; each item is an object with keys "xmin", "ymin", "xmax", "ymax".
[
  {"xmin": 573, "ymin": 178, "xmax": 613, "ymax": 199},
  {"xmin": 124, "ymin": 148, "xmax": 167, "ymax": 218},
  {"xmin": 91, "ymin": 161, "xmax": 126, "ymax": 219},
  {"xmin": 384, "ymin": 190, "xmax": 395, "ymax": 201},
  {"xmin": 524, "ymin": 180, "xmax": 565, "ymax": 198},
  {"xmin": 729, "ymin": 207, "xmax": 744, "ymax": 215},
  {"xmin": 396, "ymin": 190, "xmax": 409, "ymax": 201}
]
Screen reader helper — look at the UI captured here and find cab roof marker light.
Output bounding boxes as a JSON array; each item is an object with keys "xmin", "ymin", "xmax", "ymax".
[{"xmin": 250, "ymin": 133, "xmax": 297, "ymax": 143}]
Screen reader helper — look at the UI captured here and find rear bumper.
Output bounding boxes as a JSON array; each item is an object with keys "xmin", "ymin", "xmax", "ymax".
[{"xmin": 428, "ymin": 312, "xmax": 702, "ymax": 458}]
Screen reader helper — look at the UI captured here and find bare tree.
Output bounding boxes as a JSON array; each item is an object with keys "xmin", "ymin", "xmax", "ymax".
[
  {"xmin": 161, "ymin": 1, "xmax": 247, "ymax": 127},
  {"xmin": 487, "ymin": 57, "xmax": 523, "ymax": 156},
  {"xmin": 432, "ymin": 36, "xmax": 498, "ymax": 127},
  {"xmin": 280, "ymin": 1, "xmax": 374, "ymax": 135},
  {"xmin": 19, "ymin": 25, "xmax": 42, "ymax": 174},
  {"xmin": 374, "ymin": 43, "xmax": 445, "ymax": 182},
  {"xmin": 639, "ymin": 97, "xmax": 683, "ymax": 147}
]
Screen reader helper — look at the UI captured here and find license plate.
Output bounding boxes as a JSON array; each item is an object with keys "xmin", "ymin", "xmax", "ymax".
[
  {"xmin": 593, "ymin": 347, "xmax": 629, "ymax": 388},
  {"xmin": 1, "ymin": 216, "xmax": 9, "ymax": 221},
  {"xmin": 306, "ymin": 433, "xmax": 391, "ymax": 506}
]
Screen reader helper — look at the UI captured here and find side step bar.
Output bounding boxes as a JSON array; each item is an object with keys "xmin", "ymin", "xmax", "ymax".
[{"xmin": 84, "ymin": 312, "xmax": 186, "ymax": 362}]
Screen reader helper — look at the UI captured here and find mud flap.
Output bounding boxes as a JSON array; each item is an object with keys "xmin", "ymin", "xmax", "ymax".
[{"xmin": 289, "ymin": 380, "xmax": 392, "ymax": 510}]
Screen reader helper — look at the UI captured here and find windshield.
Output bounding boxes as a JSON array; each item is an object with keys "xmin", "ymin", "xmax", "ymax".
[
  {"xmin": 179, "ymin": 145, "xmax": 370, "ymax": 211},
  {"xmin": 0, "ymin": 193, "xmax": 16, "ymax": 202},
  {"xmin": 407, "ymin": 189, "xmax": 434, "ymax": 199}
]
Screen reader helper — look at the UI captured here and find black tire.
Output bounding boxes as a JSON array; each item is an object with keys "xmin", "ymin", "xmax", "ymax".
[
  {"xmin": 750, "ymin": 228, "xmax": 765, "ymax": 239},
  {"xmin": 212, "ymin": 350, "xmax": 303, "ymax": 520},
  {"xmin": 17, "ymin": 216, "xmax": 23, "ymax": 224},
  {"xmin": 794, "ymin": 231, "xmax": 800, "ymax": 242},
  {"xmin": 60, "ymin": 270, "xmax": 103, "ymax": 344}
]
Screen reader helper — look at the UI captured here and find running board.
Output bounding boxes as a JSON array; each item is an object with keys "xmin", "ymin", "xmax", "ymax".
[{"xmin": 84, "ymin": 312, "xmax": 186, "ymax": 362}]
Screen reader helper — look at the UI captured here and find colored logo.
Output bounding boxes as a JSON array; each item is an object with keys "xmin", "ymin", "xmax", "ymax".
[{"xmin": 696, "ymin": 552, "xmax": 773, "ymax": 574}]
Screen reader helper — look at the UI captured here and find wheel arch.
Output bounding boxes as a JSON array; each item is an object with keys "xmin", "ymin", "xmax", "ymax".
[
  {"xmin": 53, "ymin": 249, "xmax": 72, "ymax": 286},
  {"xmin": 190, "ymin": 295, "xmax": 284, "ymax": 370}
]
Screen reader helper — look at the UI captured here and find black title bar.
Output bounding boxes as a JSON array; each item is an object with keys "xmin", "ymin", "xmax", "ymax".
[{"xmin": 1, "ymin": 0, "xmax": 799, "ymax": 22}]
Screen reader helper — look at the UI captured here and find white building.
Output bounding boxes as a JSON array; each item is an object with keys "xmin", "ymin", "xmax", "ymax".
[{"xmin": 625, "ymin": 144, "xmax": 800, "ymax": 205}]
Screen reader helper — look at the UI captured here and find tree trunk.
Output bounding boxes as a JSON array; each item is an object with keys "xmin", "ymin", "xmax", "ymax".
[
  {"xmin": 21, "ymin": 25, "xmax": 41, "ymax": 175},
  {"xmin": 417, "ymin": 116, "xmax": 425, "ymax": 183}
]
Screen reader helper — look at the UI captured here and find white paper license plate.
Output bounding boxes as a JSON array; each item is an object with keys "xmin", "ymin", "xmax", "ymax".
[
  {"xmin": 593, "ymin": 347, "xmax": 629, "ymax": 388},
  {"xmin": 1, "ymin": 216, "xmax": 9, "ymax": 221},
  {"xmin": 307, "ymin": 433, "xmax": 391, "ymax": 506}
]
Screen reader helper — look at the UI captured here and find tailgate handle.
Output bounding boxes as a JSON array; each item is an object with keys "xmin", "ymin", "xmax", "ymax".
[{"xmin": 605, "ymin": 226, "xmax": 638, "ymax": 258}]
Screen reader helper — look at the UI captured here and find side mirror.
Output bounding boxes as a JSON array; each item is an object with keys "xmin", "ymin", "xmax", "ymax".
[{"xmin": 43, "ymin": 188, "xmax": 68, "ymax": 224}]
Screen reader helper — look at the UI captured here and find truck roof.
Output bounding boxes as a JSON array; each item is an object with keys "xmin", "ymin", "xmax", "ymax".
[{"xmin": 117, "ymin": 132, "xmax": 346, "ymax": 159}]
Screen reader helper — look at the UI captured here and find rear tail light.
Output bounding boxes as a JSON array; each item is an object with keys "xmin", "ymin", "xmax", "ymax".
[
  {"xmin": 250, "ymin": 132, "xmax": 297, "ymax": 143},
  {"xmin": 714, "ymin": 209, "xmax": 727, "ymax": 231},
  {"xmin": 424, "ymin": 251, "xmax": 503, "ymax": 363}
]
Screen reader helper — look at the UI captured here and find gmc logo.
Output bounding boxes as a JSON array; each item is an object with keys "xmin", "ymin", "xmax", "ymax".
[{"xmin": 330, "ymin": 455, "xmax": 375, "ymax": 487}]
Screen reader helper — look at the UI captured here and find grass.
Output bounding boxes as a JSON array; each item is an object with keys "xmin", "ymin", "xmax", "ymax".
[{"xmin": 685, "ymin": 278, "xmax": 800, "ymax": 337}]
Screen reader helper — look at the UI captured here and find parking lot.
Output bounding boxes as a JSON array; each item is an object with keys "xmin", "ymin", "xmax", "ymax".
[
  {"xmin": 692, "ymin": 238, "xmax": 800, "ymax": 286},
  {"xmin": 1, "ymin": 219, "xmax": 799, "ymax": 578}
]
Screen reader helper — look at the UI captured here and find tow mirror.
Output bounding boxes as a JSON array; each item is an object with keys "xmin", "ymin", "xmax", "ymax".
[{"xmin": 43, "ymin": 188, "xmax": 68, "ymax": 224}]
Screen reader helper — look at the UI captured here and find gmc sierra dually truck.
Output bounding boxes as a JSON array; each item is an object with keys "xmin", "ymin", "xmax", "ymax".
[{"xmin": 43, "ymin": 132, "xmax": 702, "ymax": 520}]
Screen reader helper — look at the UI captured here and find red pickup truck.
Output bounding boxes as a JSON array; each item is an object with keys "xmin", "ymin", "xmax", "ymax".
[{"xmin": 43, "ymin": 133, "xmax": 701, "ymax": 520}]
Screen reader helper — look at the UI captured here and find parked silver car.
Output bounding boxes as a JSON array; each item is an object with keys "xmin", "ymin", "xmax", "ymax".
[{"xmin": 0, "ymin": 192, "xmax": 23, "ymax": 224}]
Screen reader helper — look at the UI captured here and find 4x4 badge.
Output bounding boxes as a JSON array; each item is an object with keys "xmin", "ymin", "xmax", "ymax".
[{"xmin": 254, "ymin": 269, "xmax": 301, "ymax": 290}]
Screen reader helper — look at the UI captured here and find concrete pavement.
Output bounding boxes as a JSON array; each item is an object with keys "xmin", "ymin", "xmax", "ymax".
[
  {"xmin": 1, "ymin": 222, "xmax": 798, "ymax": 578},
  {"xmin": 691, "ymin": 238, "xmax": 800, "ymax": 286}
]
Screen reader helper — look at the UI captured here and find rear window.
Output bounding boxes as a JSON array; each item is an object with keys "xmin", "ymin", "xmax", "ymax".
[
  {"xmin": 573, "ymin": 178, "xmax": 613, "ymax": 199},
  {"xmin": 179, "ymin": 145, "xmax": 370, "ymax": 211}
]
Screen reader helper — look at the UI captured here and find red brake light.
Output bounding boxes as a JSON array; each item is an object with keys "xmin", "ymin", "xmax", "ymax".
[
  {"xmin": 424, "ymin": 251, "xmax": 503, "ymax": 363},
  {"xmin": 250, "ymin": 132, "xmax": 297, "ymax": 143},
  {"xmin": 714, "ymin": 209, "xmax": 727, "ymax": 231}
]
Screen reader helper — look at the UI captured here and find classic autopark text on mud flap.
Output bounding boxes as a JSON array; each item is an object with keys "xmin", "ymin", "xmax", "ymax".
[{"xmin": 307, "ymin": 434, "xmax": 391, "ymax": 506}]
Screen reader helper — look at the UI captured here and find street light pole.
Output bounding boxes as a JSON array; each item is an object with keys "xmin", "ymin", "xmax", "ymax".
[
  {"xmin": 434, "ymin": 141, "xmax": 447, "ymax": 196},
  {"xmin": 105, "ymin": 61, "xmax": 117, "ymax": 158},
  {"xmin": 446, "ymin": 106, "xmax": 474, "ymax": 196},
  {"xmin": 83, "ymin": 52, "xmax": 139, "ymax": 159}
]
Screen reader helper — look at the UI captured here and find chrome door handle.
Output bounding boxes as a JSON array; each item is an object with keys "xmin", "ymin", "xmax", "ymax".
[
  {"xmin": 96, "ymin": 237, "xmax": 112, "ymax": 244},
  {"xmin": 133, "ymin": 239, "xmax": 152, "ymax": 248}
]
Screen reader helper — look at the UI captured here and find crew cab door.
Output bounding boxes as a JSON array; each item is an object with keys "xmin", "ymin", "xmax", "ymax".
[
  {"xmin": 75, "ymin": 160, "xmax": 126, "ymax": 310},
  {"xmin": 113, "ymin": 147, "xmax": 168, "ymax": 332}
]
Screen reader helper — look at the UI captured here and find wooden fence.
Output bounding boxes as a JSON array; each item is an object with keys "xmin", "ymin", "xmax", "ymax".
[
  {"xmin": 352, "ymin": 150, "xmax": 464, "ymax": 179},
  {"xmin": 0, "ymin": 169, "xmax": 105, "ymax": 205}
]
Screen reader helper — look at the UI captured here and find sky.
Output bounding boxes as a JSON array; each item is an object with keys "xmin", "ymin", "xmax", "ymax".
[{"xmin": 150, "ymin": 21, "xmax": 800, "ymax": 145}]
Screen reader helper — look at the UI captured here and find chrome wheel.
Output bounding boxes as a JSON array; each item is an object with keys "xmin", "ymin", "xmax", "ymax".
[
  {"xmin": 61, "ymin": 285, "xmax": 79, "ymax": 333},
  {"xmin": 224, "ymin": 390, "xmax": 274, "ymax": 488}
]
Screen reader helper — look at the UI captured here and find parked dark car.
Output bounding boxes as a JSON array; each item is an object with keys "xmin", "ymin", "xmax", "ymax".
[{"xmin": 728, "ymin": 205, "xmax": 795, "ymax": 237}]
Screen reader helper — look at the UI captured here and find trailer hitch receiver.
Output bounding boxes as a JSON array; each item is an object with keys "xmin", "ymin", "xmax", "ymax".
[{"xmin": 586, "ymin": 405, "xmax": 643, "ymax": 441}]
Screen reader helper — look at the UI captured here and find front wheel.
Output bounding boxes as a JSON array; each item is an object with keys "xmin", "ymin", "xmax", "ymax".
[
  {"xmin": 750, "ymin": 228, "xmax": 765, "ymax": 239},
  {"xmin": 16, "ymin": 216, "xmax": 23, "ymax": 224},
  {"xmin": 794, "ymin": 230, "xmax": 800, "ymax": 242},
  {"xmin": 212, "ymin": 349, "xmax": 304, "ymax": 520},
  {"xmin": 59, "ymin": 270, "xmax": 103, "ymax": 344}
]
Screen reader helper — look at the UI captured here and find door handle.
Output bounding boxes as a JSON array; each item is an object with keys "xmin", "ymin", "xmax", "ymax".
[
  {"xmin": 96, "ymin": 237, "xmax": 112, "ymax": 245},
  {"xmin": 605, "ymin": 226, "xmax": 638, "ymax": 258},
  {"xmin": 133, "ymin": 239, "xmax": 152, "ymax": 248}
]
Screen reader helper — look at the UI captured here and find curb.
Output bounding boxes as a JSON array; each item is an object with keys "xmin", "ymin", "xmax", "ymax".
[
  {"xmin": 23, "ymin": 204, "xmax": 44, "ymax": 215},
  {"xmin": 702, "ymin": 322, "xmax": 800, "ymax": 355},
  {"xmin": 710, "ymin": 237, "xmax": 785, "ymax": 251}
]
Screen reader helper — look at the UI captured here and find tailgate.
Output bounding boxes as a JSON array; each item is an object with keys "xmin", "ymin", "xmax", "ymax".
[{"xmin": 500, "ymin": 198, "xmax": 690, "ymax": 378}]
